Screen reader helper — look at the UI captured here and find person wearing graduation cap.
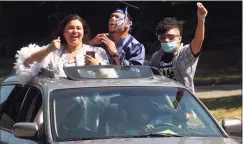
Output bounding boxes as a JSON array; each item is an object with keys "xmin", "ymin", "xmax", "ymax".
[
  {"xmin": 149, "ymin": 2, "xmax": 208, "ymax": 94},
  {"xmin": 89, "ymin": 7, "xmax": 145, "ymax": 65}
]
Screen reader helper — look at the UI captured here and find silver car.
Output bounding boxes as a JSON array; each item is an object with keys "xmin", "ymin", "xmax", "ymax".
[{"xmin": 0, "ymin": 65, "xmax": 241, "ymax": 144}]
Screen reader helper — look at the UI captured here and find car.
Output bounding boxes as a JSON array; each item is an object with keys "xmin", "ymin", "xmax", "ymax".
[{"xmin": 0, "ymin": 65, "xmax": 241, "ymax": 144}]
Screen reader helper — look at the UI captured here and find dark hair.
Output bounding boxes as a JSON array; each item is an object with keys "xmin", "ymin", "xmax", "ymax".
[
  {"xmin": 156, "ymin": 17, "xmax": 185, "ymax": 36},
  {"xmin": 44, "ymin": 14, "xmax": 91, "ymax": 45}
]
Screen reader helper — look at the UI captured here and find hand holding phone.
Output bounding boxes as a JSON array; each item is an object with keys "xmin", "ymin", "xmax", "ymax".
[{"xmin": 86, "ymin": 51, "xmax": 95, "ymax": 58}]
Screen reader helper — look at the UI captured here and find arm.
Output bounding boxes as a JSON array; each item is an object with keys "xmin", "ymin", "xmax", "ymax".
[
  {"xmin": 86, "ymin": 47, "xmax": 119, "ymax": 78},
  {"xmin": 149, "ymin": 51, "xmax": 160, "ymax": 67},
  {"xmin": 24, "ymin": 47, "xmax": 53, "ymax": 67},
  {"xmin": 150, "ymin": 100, "xmax": 189, "ymax": 121},
  {"xmin": 191, "ymin": 3, "xmax": 208, "ymax": 56},
  {"xmin": 100, "ymin": 35, "xmax": 145, "ymax": 65},
  {"xmin": 120, "ymin": 44, "xmax": 145, "ymax": 65},
  {"xmin": 25, "ymin": 37, "xmax": 60, "ymax": 67},
  {"xmin": 13, "ymin": 44, "xmax": 52, "ymax": 85},
  {"xmin": 158, "ymin": 105, "xmax": 189, "ymax": 121},
  {"xmin": 114, "ymin": 56, "xmax": 120, "ymax": 65},
  {"xmin": 13, "ymin": 38, "xmax": 60, "ymax": 85}
]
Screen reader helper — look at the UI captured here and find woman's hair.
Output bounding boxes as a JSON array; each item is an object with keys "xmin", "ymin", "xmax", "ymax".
[{"xmin": 44, "ymin": 14, "xmax": 91, "ymax": 45}]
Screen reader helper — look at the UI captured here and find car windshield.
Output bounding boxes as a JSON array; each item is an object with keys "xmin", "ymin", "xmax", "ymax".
[{"xmin": 50, "ymin": 87, "xmax": 223, "ymax": 141}]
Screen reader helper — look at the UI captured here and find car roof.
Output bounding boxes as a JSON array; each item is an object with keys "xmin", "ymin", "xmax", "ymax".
[{"xmin": 2, "ymin": 73, "xmax": 186, "ymax": 90}]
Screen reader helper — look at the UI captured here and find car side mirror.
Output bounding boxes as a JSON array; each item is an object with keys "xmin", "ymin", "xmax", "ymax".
[
  {"xmin": 13, "ymin": 122, "xmax": 38, "ymax": 140},
  {"xmin": 222, "ymin": 118, "xmax": 242, "ymax": 134}
]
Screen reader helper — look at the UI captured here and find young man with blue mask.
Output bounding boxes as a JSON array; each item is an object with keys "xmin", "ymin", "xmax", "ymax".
[
  {"xmin": 149, "ymin": 3, "xmax": 208, "ymax": 93},
  {"xmin": 89, "ymin": 7, "xmax": 145, "ymax": 65}
]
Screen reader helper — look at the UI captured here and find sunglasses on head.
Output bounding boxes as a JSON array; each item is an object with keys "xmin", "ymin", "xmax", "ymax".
[{"xmin": 158, "ymin": 34, "xmax": 179, "ymax": 41}]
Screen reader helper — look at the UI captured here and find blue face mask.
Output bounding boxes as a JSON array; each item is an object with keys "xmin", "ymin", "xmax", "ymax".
[{"xmin": 160, "ymin": 42, "xmax": 177, "ymax": 53}]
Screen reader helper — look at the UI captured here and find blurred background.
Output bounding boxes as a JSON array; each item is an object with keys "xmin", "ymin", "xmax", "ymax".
[
  {"xmin": 0, "ymin": 1, "xmax": 241, "ymax": 57},
  {"xmin": 0, "ymin": 1, "xmax": 241, "ymax": 87}
]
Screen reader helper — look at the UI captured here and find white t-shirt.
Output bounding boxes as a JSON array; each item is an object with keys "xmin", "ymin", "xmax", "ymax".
[{"xmin": 45, "ymin": 44, "xmax": 109, "ymax": 77}]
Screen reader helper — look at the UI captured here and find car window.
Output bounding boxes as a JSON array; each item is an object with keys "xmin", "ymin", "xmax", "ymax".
[
  {"xmin": 0, "ymin": 85, "xmax": 43, "ymax": 132},
  {"xmin": 17, "ymin": 87, "xmax": 42, "ymax": 123},
  {"xmin": 0, "ymin": 85, "xmax": 29, "ymax": 131},
  {"xmin": 0, "ymin": 85, "xmax": 15, "ymax": 105},
  {"xmin": 49, "ymin": 86, "xmax": 223, "ymax": 141}
]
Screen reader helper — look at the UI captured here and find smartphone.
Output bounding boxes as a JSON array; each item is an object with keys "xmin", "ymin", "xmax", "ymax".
[{"xmin": 86, "ymin": 51, "xmax": 95, "ymax": 58}]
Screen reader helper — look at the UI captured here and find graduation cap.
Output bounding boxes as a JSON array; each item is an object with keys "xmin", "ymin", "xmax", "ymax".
[
  {"xmin": 112, "ymin": 1, "xmax": 143, "ymax": 22},
  {"xmin": 112, "ymin": 1, "xmax": 144, "ymax": 33}
]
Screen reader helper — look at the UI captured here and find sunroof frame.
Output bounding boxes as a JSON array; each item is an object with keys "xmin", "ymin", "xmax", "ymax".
[{"xmin": 63, "ymin": 65, "xmax": 155, "ymax": 80}]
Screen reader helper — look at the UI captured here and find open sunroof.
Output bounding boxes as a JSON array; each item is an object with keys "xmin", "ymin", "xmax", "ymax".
[{"xmin": 63, "ymin": 65, "xmax": 154, "ymax": 80}]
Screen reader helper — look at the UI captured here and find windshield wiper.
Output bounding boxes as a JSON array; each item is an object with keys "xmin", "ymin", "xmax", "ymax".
[
  {"xmin": 125, "ymin": 133, "xmax": 184, "ymax": 138},
  {"xmin": 65, "ymin": 133, "xmax": 183, "ymax": 141},
  {"xmin": 65, "ymin": 137, "xmax": 117, "ymax": 141}
]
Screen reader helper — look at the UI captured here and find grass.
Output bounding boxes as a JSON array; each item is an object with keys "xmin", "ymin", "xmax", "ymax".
[
  {"xmin": 210, "ymin": 108, "xmax": 242, "ymax": 124},
  {"xmin": 200, "ymin": 95, "xmax": 242, "ymax": 124},
  {"xmin": 194, "ymin": 74, "xmax": 241, "ymax": 81}
]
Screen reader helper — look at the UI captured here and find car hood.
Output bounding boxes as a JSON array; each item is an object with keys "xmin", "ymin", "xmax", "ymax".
[{"xmin": 58, "ymin": 137, "xmax": 239, "ymax": 144}]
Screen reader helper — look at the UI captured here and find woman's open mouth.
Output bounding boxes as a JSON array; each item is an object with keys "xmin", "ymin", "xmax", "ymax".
[{"xmin": 71, "ymin": 35, "xmax": 80, "ymax": 39}]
